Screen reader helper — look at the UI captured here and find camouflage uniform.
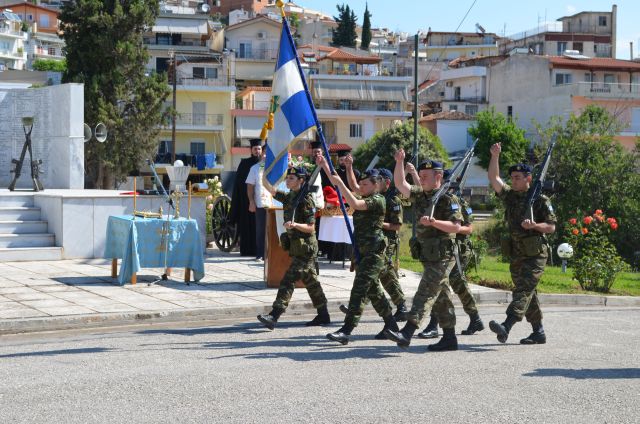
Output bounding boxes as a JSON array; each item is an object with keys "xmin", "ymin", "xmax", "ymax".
[
  {"xmin": 407, "ymin": 186, "xmax": 463, "ymax": 329},
  {"xmin": 445, "ymin": 197, "xmax": 478, "ymax": 315},
  {"xmin": 498, "ymin": 184, "xmax": 556, "ymax": 323},
  {"xmin": 343, "ymin": 193, "xmax": 393, "ymax": 328},
  {"xmin": 378, "ymin": 189, "xmax": 405, "ymax": 306},
  {"xmin": 271, "ymin": 190, "xmax": 327, "ymax": 312}
]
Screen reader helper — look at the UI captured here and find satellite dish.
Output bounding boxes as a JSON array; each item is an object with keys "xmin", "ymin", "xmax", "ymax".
[
  {"xmin": 94, "ymin": 123, "xmax": 108, "ymax": 143},
  {"xmin": 83, "ymin": 123, "xmax": 92, "ymax": 143},
  {"xmin": 198, "ymin": 2, "xmax": 211, "ymax": 13}
]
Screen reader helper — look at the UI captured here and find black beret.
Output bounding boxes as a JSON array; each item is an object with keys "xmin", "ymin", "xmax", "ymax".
[
  {"xmin": 287, "ymin": 166, "xmax": 308, "ymax": 178},
  {"xmin": 378, "ymin": 168, "xmax": 393, "ymax": 180},
  {"xmin": 249, "ymin": 138, "xmax": 263, "ymax": 147},
  {"xmin": 508, "ymin": 163, "xmax": 532, "ymax": 174},
  {"xmin": 358, "ymin": 168, "xmax": 380, "ymax": 181},
  {"xmin": 417, "ymin": 159, "xmax": 443, "ymax": 171}
]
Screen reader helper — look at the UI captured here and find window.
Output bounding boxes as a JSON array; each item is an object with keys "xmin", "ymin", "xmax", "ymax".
[
  {"xmin": 238, "ymin": 42, "xmax": 252, "ymax": 58},
  {"xmin": 158, "ymin": 140, "xmax": 171, "ymax": 154},
  {"xmin": 193, "ymin": 67, "xmax": 205, "ymax": 79},
  {"xmin": 448, "ymin": 105, "xmax": 458, "ymax": 111},
  {"xmin": 557, "ymin": 42, "xmax": 567, "ymax": 55},
  {"xmin": 584, "ymin": 73, "xmax": 593, "ymax": 83},
  {"xmin": 599, "ymin": 16, "xmax": 607, "ymax": 26},
  {"xmin": 156, "ymin": 34, "xmax": 171, "ymax": 45},
  {"xmin": 40, "ymin": 14, "xmax": 49, "ymax": 27},
  {"xmin": 555, "ymin": 73, "xmax": 572, "ymax": 85},
  {"xmin": 573, "ymin": 42, "xmax": 583, "ymax": 53},
  {"xmin": 48, "ymin": 47, "xmax": 56, "ymax": 56},
  {"xmin": 192, "ymin": 102, "xmax": 206, "ymax": 125},
  {"xmin": 454, "ymin": 86, "xmax": 461, "ymax": 101},
  {"xmin": 27, "ymin": 14, "xmax": 33, "ymax": 22},
  {"xmin": 339, "ymin": 99, "xmax": 350, "ymax": 110},
  {"xmin": 206, "ymin": 67, "xmax": 218, "ymax": 79},
  {"xmin": 507, "ymin": 106, "xmax": 513, "ymax": 119},
  {"xmin": 465, "ymin": 105, "xmax": 478, "ymax": 115},
  {"xmin": 349, "ymin": 122, "xmax": 362, "ymax": 138},
  {"xmin": 190, "ymin": 142, "xmax": 205, "ymax": 155}
]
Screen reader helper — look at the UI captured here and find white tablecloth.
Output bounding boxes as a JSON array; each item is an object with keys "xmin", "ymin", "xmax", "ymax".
[{"xmin": 318, "ymin": 215, "xmax": 354, "ymax": 244}]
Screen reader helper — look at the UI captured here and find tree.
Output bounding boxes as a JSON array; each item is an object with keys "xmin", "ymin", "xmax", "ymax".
[
  {"xmin": 351, "ymin": 120, "xmax": 449, "ymax": 172},
  {"xmin": 536, "ymin": 105, "xmax": 640, "ymax": 263},
  {"xmin": 468, "ymin": 108, "xmax": 529, "ymax": 171},
  {"xmin": 288, "ymin": 13, "xmax": 300, "ymax": 45},
  {"xmin": 331, "ymin": 4, "xmax": 357, "ymax": 48},
  {"xmin": 60, "ymin": 0, "xmax": 171, "ymax": 189},
  {"xmin": 360, "ymin": 3, "xmax": 372, "ymax": 50}
]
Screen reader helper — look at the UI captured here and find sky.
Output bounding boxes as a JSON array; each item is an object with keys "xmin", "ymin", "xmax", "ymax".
[{"xmin": 294, "ymin": 0, "xmax": 640, "ymax": 60}]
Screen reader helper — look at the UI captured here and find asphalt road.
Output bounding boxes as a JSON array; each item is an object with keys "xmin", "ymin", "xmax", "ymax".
[{"xmin": 0, "ymin": 306, "xmax": 638, "ymax": 424}]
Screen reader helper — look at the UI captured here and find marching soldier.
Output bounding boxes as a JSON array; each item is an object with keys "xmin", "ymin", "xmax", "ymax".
[
  {"xmin": 418, "ymin": 169, "xmax": 484, "ymax": 339},
  {"xmin": 341, "ymin": 158, "xmax": 408, "ymax": 337},
  {"xmin": 316, "ymin": 156, "xmax": 399, "ymax": 345},
  {"xmin": 384, "ymin": 149, "xmax": 463, "ymax": 351},
  {"xmin": 257, "ymin": 166, "xmax": 330, "ymax": 330},
  {"xmin": 487, "ymin": 142, "xmax": 556, "ymax": 344}
]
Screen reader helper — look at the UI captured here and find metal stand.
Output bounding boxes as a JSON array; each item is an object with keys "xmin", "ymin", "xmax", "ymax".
[{"xmin": 9, "ymin": 123, "xmax": 44, "ymax": 191}]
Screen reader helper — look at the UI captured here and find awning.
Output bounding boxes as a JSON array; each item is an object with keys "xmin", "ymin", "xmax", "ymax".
[
  {"xmin": 152, "ymin": 18, "xmax": 208, "ymax": 34},
  {"xmin": 312, "ymin": 80, "xmax": 366, "ymax": 100},
  {"xmin": 365, "ymin": 83, "xmax": 408, "ymax": 101},
  {"xmin": 235, "ymin": 116, "xmax": 265, "ymax": 139}
]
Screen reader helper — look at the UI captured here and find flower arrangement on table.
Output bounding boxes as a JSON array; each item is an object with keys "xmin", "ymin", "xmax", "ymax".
[{"xmin": 205, "ymin": 176, "xmax": 223, "ymax": 234}]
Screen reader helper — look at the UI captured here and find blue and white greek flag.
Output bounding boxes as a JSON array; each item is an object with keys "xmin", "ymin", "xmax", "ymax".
[{"xmin": 264, "ymin": 19, "xmax": 316, "ymax": 185}]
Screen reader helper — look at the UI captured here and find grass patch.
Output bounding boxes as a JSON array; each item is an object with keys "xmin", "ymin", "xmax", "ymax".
[{"xmin": 398, "ymin": 226, "xmax": 640, "ymax": 296}]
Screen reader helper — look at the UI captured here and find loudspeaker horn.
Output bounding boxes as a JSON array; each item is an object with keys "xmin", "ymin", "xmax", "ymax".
[
  {"xmin": 94, "ymin": 123, "xmax": 108, "ymax": 143},
  {"xmin": 83, "ymin": 123, "xmax": 92, "ymax": 143}
]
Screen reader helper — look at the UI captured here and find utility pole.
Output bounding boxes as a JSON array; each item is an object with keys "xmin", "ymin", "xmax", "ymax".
[
  {"xmin": 412, "ymin": 33, "xmax": 419, "ymax": 237},
  {"xmin": 170, "ymin": 49, "xmax": 177, "ymax": 165}
]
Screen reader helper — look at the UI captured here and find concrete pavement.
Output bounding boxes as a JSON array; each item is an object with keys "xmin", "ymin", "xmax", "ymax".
[{"xmin": 0, "ymin": 248, "xmax": 638, "ymax": 334}]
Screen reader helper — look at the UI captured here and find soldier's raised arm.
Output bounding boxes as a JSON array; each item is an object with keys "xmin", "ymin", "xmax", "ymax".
[
  {"xmin": 393, "ymin": 149, "xmax": 412, "ymax": 198},
  {"xmin": 488, "ymin": 143, "xmax": 505, "ymax": 194}
]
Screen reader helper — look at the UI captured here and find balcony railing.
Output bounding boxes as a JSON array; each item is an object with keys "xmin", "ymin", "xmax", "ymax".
[
  {"xmin": 234, "ymin": 48, "xmax": 278, "ymax": 61},
  {"xmin": 0, "ymin": 27, "xmax": 24, "ymax": 37},
  {"xmin": 155, "ymin": 152, "xmax": 220, "ymax": 167},
  {"xmin": 445, "ymin": 96, "xmax": 487, "ymax": 103},
  {"xmin": 143, "ymin": 39, "xmax": 207, "ymax": 47},
  {"xmin": 570, "ymin": 82, "xmax": 640, "ymax": 99},
  {"xmin": 177, "ymin": 76, "xmax": 235, "ymax": 87},
  {"xmin": 315, "ymin": 100, "xmax": 403, "ymax": 112},
  {"xmin": 236, "ymin": 100, "xmax": 271, "ymax": 111},
  {"xmin": 175, "ymin": 113, "xmax": 224, "ymax": 127}
]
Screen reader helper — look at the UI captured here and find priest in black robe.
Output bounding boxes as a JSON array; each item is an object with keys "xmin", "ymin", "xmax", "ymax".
[{"xmin": 229, "ymin": 138, "xmax": 262, "ymax": 257}]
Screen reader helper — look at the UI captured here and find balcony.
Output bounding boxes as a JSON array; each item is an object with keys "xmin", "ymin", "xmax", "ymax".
[
  {"xmin": 315, "ymin": 99, "xmax": 403, "ymax": 112},
  {"xmin": 143, "ymin": 38, "xmax": 209, "ymax": 53},
  {"xmin": 0, "ymin": 27, "xmax": 25, "ymax": 38},
  {"xmin": 168, "ymin": 113, "xmax": 224, "ymax": 131},
  {"xmin": 444, "ymin": 96, "xmax": 487, "ymax": 103},
  {"xmin": 234, "ymin": 48, "xmax": 278, "ymax": 61},
  {"xmin": 441, "ymin": 66, "xmax": 486, "ymax": 80},
  {"xmin": 177, "ymin": 76, "xmax": 235, "ymax": 87},
  {"xmin": 572, "ymin": 82, "xmax": 640, "ymax": 99}
]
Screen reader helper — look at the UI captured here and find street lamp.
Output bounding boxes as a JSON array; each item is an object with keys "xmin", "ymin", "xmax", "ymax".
[{"xmin": 8, "ymin": 116, "xmax": 44, "ymax": 192}]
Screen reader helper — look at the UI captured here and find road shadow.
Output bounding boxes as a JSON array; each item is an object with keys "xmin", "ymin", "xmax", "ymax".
[
  {"xmin": 0, "ymin": 347, "xmax": 116, "ymax": 358},
  {"xmin": 523, "ymin": 368, "xmax": 640, "ymax": 379}
]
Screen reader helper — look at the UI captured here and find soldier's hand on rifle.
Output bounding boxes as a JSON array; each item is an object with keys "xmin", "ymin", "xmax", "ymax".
[
  {"xmin": 521, "ymin": 219, "xmax": 537, "ymax": 230},
  {"xmin": 490, "ymin": 143, "xmax": 502, "ymax": 156},
  {"xmin": 284, "ymin": 221, "xmax": 295, "ymax": 230},
  {"xmin": 405, "ymin": 162, "xmax": 416, "ymax": 174},
  {"xmin": 394, "ymin": 148, "xmax": 405, "ymax": 162},
  {"xmin": 419, "ymin": 216, "xmax": 436, "ymax": 227}
]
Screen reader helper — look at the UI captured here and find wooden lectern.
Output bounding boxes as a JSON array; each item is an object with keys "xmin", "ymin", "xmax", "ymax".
[{"xmin": 265, "ymin": 209, "xmax": 304, "ymax": 288}]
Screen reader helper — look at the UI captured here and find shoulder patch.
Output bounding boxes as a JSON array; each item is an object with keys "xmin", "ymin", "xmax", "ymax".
[
  {"xmin": 466, "ymin": 207, "xmax": 473, "ymax": 215},
  {"xmin": 393, "ymin": 205, "xmax": 401, "ymax": 211},
  {"xmin": 451, "ymin": 203, "xmax": 459, "ymax": 211},
  {"xmin": 548, "ymin": 204, "xmax": 554, "ymax": 213}
]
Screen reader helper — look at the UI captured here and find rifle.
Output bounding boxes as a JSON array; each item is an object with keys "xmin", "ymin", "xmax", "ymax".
[
  {"xmin": 524, "ymin": 138, "xmax": 556, "ymax": 222},
  {"xmin": 290, "ymin": 164, "xmax": 321, "ymax": 214},
  {"xmin": 427, "ymin": 140, "xmax": 477, "ymax": 219}
]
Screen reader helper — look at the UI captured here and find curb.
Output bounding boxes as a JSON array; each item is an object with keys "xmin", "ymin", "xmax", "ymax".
[{"xmin": 1, "ymin": 293, "xmax": 639, "ymax": 336}]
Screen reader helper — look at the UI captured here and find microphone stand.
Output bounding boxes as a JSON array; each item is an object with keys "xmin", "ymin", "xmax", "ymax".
[{"xmin": 147, "ymin": 159, "xmax": 175, "ymax": 285}]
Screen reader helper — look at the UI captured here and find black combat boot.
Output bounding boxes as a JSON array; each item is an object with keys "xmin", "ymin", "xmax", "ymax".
[
  {"xmin": 257, "ymin": 308, "xmax": 284, "ymax": 330},
  {"xmin": 393, "ymin": 301, "xmax": 408, "ymax": 322},
  {"xmin": 384, "ymin": 321, "xmax": 417, "ymax": 349},
  {"xmin": 374, "ymin": 314, "xmax": 400, "ymax": 340},
  {"xmin": 326, "ymin": 323, "xmax": 355, "ymax": 345},
  {"xmin": 339, "ymin": 304, "xmax": 349, "ymax": 314},
  {"xmin": 489, "ymin": 314, "xmax": 518, "ymax": 343},
  {"xmin": 520, "ymin": 322, "xmax": 546, "ymax": 345},
  {"xmin": 427, "ymin": 328, "xmax": 458, "ymax": 351},
  {"xmin": 306, "ymin": 305, "xmax": 331, "ymax": 326},
  {"xmin": 461, "ymin": 313, "xmax": 485, "ymax": 335},
  {"xmin": 417, "ymin": 314, "xmax": 439, "ymax": 339}
]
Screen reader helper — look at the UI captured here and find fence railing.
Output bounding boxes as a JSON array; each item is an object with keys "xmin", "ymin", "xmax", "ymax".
[
  {"xmin": 175, "ymin": 113, "xmax": 224, "ymax": 127},
  {"xmin": 177, "ymin": 76, "xmax": 235, "ymax": 87}
]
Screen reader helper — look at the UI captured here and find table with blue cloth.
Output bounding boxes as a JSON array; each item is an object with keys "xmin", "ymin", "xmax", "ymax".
[{"xmin": 105, "ymin": 215, "xmax": 205, "ymax": 285}]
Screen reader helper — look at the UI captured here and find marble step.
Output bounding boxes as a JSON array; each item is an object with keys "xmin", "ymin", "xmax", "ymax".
[
  {"xmin": 0, "ymin": 233, "xmax": 55, "ymax": 248},
  {"xmin": 0, "ymin": 207, "xmax": 41, "ymax": 221},
  {"xmin": 0, "ymin": 246, "xmax": 62, "ymax": 261},
  {"xmin": 0, "ymin": 195, "xmax": 34, "ymax": 208},
  {"xmin": 0, "ymin": 221, "xmax": 48, "ymax": 234}
]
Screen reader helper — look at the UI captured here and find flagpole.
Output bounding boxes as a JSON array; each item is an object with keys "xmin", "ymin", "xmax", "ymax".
[{"xmin": 278, "ymin": 7, "xmax": 359, "ymax": 262}]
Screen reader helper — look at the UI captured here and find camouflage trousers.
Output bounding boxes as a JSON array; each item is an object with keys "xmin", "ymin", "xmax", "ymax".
[
  {"xmin": 344, "ymin": 247, "xmax": 393, "ymax": 328},
  {"xmin": 378, "ymin": 238, "xmax": 405, "ymax": 306},
  {"xmin": 432, "ymin": 253, "xmax": 477, "ymax": 316},
  {"xmin": 506, "ymin": 250, "xmax": 547, "ymax": 324},
  {"xmin": 273, "ymin": 255, "xmax": 327, "ymax": 312},
  {"xmin": 408, "ymin": 256, "xmax": 457, "ymax": 329}
]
